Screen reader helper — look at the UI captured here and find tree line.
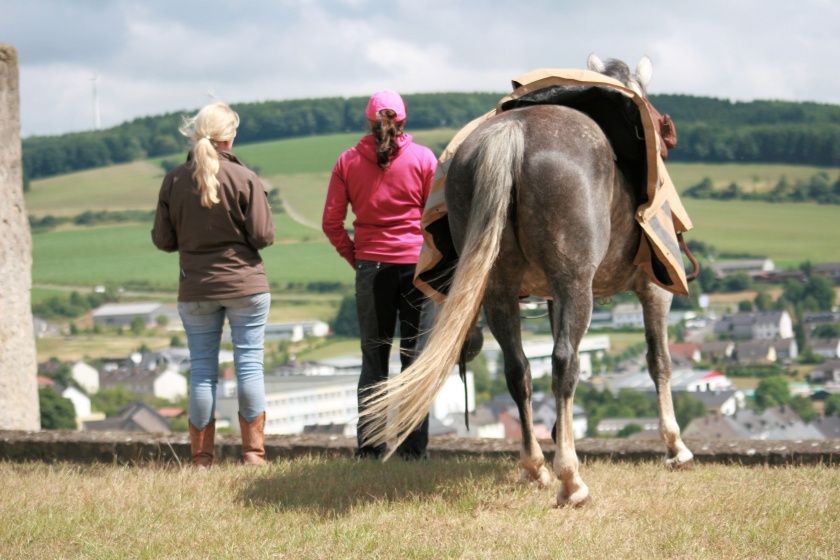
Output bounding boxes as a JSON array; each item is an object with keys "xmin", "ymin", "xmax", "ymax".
[
  {"xmin": 22, "ymin": 92, "xmax": 840, "ymax": 186},
  {"xmin": 682, "ymin": 172, "xmax": 840, "ymax": 205}
]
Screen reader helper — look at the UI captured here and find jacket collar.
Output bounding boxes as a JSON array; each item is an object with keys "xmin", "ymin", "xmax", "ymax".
[{"xmin": 185, "ymin": 149, "xmax": 245, "ymax": 166}]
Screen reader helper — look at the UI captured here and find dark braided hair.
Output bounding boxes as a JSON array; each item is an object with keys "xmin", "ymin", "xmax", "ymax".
[{"xmin": 371, "ymin": 109, "xmax": 404, "ymax": 169}]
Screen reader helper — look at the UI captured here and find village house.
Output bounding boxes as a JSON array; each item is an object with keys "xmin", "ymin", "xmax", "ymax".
[
  {"xmin": 812, "ymin": 416, "xmax": 840, "ymax": 439},
  {"xmin": 483, "ymin": 334, "xmax": 610, "ymax": 382},
  {"xmin": 223, "ymin": 320, "xmax": 330, "ymax": 344},
  {"xmin": 71, "ymin": 361, "xmax": 99, "ymax": 394},
  {"xmin": 811, "ymin": 338, "xmax": 840, "ymax": 359},
  {"xmin": 84, "ymin": 402, "xmax": 171, "ymax": 433},
  {"xmin": 611, "ymin": 303, "xmax": 645, "ymax": 329},
  {"xmin": 807, "ymin": 360, "xmax": 840, "ymax": 385},
  {"xmin": 713, "ymin": 310, "xmax": 793, "ymax": 340},
  {"xmin": 688, "ymin": 389, "xmax": 745, "ymax": 416},
  {"xmin": 683, "ymin": 405, "xmax": 823, "ymax": 440},
  {"xmin": 813, "ymin": 262, "xmax": 840, "ymax": 283},
  {"xmin": 91, "ymin": 302, "xmax": 175, "ymax": 328},
  {"xmin": 734, "ymin": 340, "xmax": 777, "ymax": 364},
  {"xmin": 596, "ymin": 417, "xmax": 659, "ymax": 437},
  {"xmin": 802, "ymin": 311, "xmax": 840, "ymax": 339},
  {"xmin": 215, "ymin": 358, "xmax": 476, "ymax": 436},
  {"xmin": 772, "ymin": 338, "xmax": 799, "ymax": 362},
  {"xmin": 699, "ymin": 340, "xmax": 735, "ymax": 362},
  {"xmin": 99, "ymin": 366, "xmax": 187, "ymax": 402},
  {"xmin": 669, "ymin": 342, "xmax": 702, "ymax": 367},
  {"xmin": 38, "ymin": 376, "xmax": 105, "ymax": 428},
  {"xmin": 600, "ymin": 368, "xmax": 734, "ymax": 394},
  {"xmin": 708, "ymin": 258, "xmax": 774, "ymax": 279},
  {"xmin": 480, "ymin": 393, "xmax": 587, "ymax": 440}
]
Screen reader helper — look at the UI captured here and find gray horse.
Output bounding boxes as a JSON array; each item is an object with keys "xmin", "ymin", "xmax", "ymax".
[{"xmin": 362, "ymin": 55, "xmax": 694, "ymax": 508}]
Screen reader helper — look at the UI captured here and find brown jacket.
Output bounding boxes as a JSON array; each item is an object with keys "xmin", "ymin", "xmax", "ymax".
[{"xmin": 152, "ymin": 150, "xmax": 275, "ymax": 301}]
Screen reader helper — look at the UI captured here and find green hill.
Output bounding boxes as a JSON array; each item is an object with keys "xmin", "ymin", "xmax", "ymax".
[
  {"xmin": 25, "ymin": 130, "xmax": 840, "ymax": 293},
  {"xmin": 22, "ymin": 92, "xmax": 840, "ymax": 186}
]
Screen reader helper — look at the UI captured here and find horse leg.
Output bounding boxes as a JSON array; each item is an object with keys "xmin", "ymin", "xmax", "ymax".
[
  {"xmin": 634, "ymin": 276, "xmax": 694, "ymax": 468},
  {"xmin": 484, "ymin": 268, "xmax": 552, "ymax": 487},
  {"xmin": 548, "ymin": 286, "xmax": 593, "ymax": 507}
]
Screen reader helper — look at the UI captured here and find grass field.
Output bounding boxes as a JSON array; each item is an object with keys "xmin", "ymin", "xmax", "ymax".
[
  {"xmin": 2, "ymin": 458, "xmax": 838, "ymax": 559},
  {"xmin": 26, "ymin": 160, "xmax": 165, "ymax": 217},
  {"xmin": 31, "ymin": 215, "xmax": 353, "ymax": 290},
  {"xmin": 682, "ymin": 198, "xmax": 840, "ymax": 267},
  {"xmin": 667, "ymin": 162, "xmax": 840, "ymax": 193},
  {"xmin": 35, "ymin": 335, "xmax": 172, "ymax": 362}
]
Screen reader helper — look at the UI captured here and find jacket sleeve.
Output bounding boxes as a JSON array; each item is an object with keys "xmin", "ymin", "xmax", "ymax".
[
  {"xmin": 151, "ymin": 175, "xmax": 178, "ymax": 252},
  {"xmin": 244, "ymin": 176, "xmax": 275, "ymax": 250},
  {"xmin": 322, "ymin": 162, "xmax": 356, "ymax": 268}
]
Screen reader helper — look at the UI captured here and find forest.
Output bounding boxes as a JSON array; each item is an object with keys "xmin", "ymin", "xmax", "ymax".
[{"xmin": 22, "ymin": 91, "xmax": 840, "ymax": 185}]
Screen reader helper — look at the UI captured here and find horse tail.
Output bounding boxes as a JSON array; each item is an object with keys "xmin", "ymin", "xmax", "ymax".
[{"xmin": 361, "ymin": 118, "xmax": 525, "ymax": 456}]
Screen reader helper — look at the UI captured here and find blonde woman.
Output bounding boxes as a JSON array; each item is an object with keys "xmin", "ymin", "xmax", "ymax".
[{"xmin": 152, "ymin": 102, "xmax": 275, "ymax": 467}]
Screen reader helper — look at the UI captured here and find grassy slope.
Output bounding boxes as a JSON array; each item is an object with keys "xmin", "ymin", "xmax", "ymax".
[
  {"xmin": 668, "ymin": 162, "xmax": 840, "ymax": 193},
  {"xmin": 31, "ymin": 218, "xmax": 353, "ymax": 289},
  {"xmin": 24, "ymin": 130, "xmax": 840, "ymax": 292},
  {"xmin": 2, "ymin": 459, "xmax": 838, "ymax": 559}
]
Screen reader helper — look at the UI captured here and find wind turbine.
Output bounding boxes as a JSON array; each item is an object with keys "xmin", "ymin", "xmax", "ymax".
[{"xmin": 91, "ymin": 74, "xmax": 101, "ymax": 130}]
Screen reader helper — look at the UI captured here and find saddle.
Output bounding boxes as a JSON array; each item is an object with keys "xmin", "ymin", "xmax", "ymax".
[{"xmin": 414, "ymin": 68, "xmax": 694, "ymax": 300}]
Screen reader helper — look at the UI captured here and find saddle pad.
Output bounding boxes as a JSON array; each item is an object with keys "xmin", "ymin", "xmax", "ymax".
[{"xmin": 414, "ymin": 69, "xmax": 693, "ymax": 300}]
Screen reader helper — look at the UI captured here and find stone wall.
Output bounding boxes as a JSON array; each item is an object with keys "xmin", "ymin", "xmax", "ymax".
[
  {"xmin": 0, "ymin": 44, "xmax": 39, "ymax": 430},
  {"xmin": 2, "ymin": 431, "xmax": 839, "ymax": 466}
]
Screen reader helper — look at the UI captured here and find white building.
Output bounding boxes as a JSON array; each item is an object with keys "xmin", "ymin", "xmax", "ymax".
[
  {"xmin": 216, "ymin": 367, "xmax": 476, "ymax": 437},
  {"xmin": 612, "ymin": 303, "xmax": 645, "ymax": 329},
  {"xmin": 99, "ymin": 366, "xmax": 187, "ymax": 402},
  {"xmin": 484, "ymin": 334, "xmax": 610, "ymax": 382},
  {"xmin": 714, "ymin": 311, "xmax": 794, "ymax": 340},
  {"xmin": 91, "ymin": 302, "xmax": 170, "ymax": 328},
  {"xmin": 225, "ymin": 320, "xmax": 330, "ymax": 343},
  {"xmin": 71, "ymin": 361, "xmax": 99, "ymax": 394},
  {"xmin": 57, "ymin": 386, "xmax": 105, "ymax": 428},
  {"xmin": 602, "ymin": 368, "xmax": 734, "ymax": 394}
]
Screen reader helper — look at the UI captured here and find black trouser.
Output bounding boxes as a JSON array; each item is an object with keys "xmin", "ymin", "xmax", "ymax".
[{"xmin": 355, "ymin": 260, "xmax": 429, "ymax": 458}]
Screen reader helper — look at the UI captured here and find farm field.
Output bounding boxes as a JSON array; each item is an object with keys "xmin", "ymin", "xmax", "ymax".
[
  {"xmin": 30, "ymin": 214, "xmax": 353, "ymax": 290},
  {"xmin": 682, "ymin": 198, "xmax": 840, "ymax": 267},
  {"xmin": 2, "ymin": 458, "xmax": 838, "ymax": 559}
]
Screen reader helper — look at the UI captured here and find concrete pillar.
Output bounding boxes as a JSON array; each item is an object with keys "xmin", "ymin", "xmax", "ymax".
[{"xmin": 0, "ymin": 44, "xmax": 40, "ymax": 430}]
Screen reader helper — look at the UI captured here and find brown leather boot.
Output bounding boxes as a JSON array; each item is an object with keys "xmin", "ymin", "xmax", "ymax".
[
  {"xmin": 188, "ymin": 420, "xmax": 215, "ymax": 468},
  {"xmin": 238, "ymin": 412, "xmax": 266, "ymax": 466}
]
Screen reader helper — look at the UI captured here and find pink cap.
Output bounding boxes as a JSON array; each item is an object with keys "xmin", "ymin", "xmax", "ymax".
[{"xmin": 365, "ymin": 90, "xmax": 406, "ymax": 122}]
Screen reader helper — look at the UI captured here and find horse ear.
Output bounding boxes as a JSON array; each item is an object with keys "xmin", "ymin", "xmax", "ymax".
[
  {"xmin": 636, "ymin": 56, "xmax": 653, "ymax": 89},
  {"xmin": 587, "ymin": 53, "xmax": 606, "ymax": 73}
]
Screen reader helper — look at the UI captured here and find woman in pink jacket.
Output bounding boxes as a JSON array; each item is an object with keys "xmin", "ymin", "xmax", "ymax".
[{"xmin": 322, "ymin": 90, "xmax": 437, "ymax": 459}]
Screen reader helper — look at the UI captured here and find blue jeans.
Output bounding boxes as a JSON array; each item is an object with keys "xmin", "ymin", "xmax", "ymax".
[{"xmin": 178, "ymin": 292, "xmax": 271, "ymax": 429}]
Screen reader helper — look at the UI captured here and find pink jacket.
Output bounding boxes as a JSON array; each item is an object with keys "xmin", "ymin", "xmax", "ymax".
[{"xmin": 322, "ymin": 133, "xmax": 436, "ymax": 266}]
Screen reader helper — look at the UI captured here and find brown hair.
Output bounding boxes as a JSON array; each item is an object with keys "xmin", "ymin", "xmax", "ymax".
[{"xmin": 371, "ymin": 109, "xmax": 405, "ymax": 169}]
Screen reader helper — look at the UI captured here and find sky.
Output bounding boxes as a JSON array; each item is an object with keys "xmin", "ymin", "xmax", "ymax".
[{"xmin": 2, "ymin": 0, "xmax": 839, "ymax": 137}]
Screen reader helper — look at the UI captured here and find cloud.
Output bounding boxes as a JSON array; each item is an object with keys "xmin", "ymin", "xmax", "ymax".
[{"xmin": 3, "ymin": 0, "xmax": 839, "ymax": 136}]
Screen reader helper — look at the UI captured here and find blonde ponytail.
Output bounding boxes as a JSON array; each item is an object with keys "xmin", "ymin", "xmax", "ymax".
[
  {"xmin": 192, "ymin": 137, "xmax": 221, "ymax": 207},
  {"xmin": 179, "ymin": 102, "xmax": 240, "ymax": 208}
]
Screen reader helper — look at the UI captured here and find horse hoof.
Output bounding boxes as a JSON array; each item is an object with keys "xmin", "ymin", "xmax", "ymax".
[
  {"xmin": 666, "ymin": 457, "xmax": 695, "ymax": 471},
  {"xmin": 519, "ymin": 465, "xmax": 553, "ymax": 488},
  {"xmin": 555, "ymin": 486, "xmax": 591, "ymax": 508},
  {"xmin": 665, "ymin": 448, "xmax": 695, "ymax": 470}
]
